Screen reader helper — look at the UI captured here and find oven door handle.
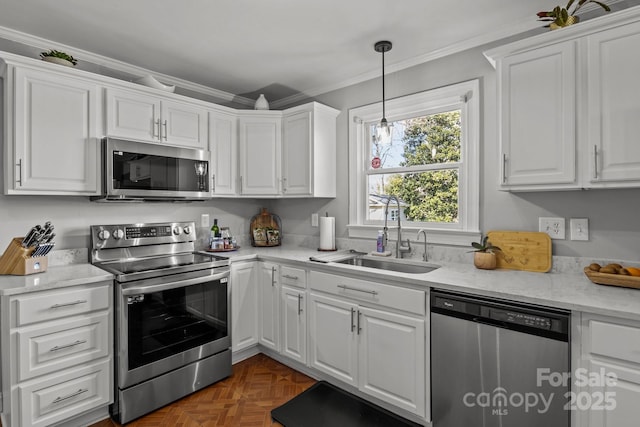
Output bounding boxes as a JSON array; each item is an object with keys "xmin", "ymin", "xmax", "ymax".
[{"xmin": 121, "ymin": 271, "xmax": 229, "ymax": 296}]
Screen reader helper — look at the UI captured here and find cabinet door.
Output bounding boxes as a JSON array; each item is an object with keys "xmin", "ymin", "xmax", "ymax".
[
  {"xmin": 161, "ymin": 99, "xmax": 207, "ymax": 149},
  {"xmin": 499, "ymin": 41, "xmax": 577, "ymax": 188},
  {"xmin": 105, "ymin": 87, "xmax": 160, "ymax": 142},
  {"xmin": 209, "ymin": 110, "xmax": 238, "ymax": 195},
  {"xmin": 281, "ymin": 285, "xmax": 306, "ymax": 363},
  {"xmin": 587, "ymin": 22, "xmax": 640, "ymax": 186},
  {"xmin": 584, "ymin": 359, "xmax": 640, "ymax": 427},
  {"xmin": 231, "ymin": 262, "xmax": 258, "ymax": 352},
  {"xmin": 282, "ymin": 111, "xmax": 312, "ymax": 196},
  {"xmin": 239, "ymin": 116, "xmax": 281, "ymax": 195},
  {"xmin": 10, "ymin": 68, "xmax": 100, "ymax": 194},
  {"xmin": 358, "ymin": 306, "xmax": 425, "ymax": 417},
  {"xmin": 258, "ymin": 262, "xmax": 279, "ymax": 351},
  {"xmin": 308, "ymin": 292, "xmax": 358, "ymax": 387}
]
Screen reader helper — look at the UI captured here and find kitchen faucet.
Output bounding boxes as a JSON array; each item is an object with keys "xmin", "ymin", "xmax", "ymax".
[
  {"xmin": 383, "ymin": 195, "xmax": 411, "ymax": 258},
  {"xmin": 417, "ymin": 229, "xmax": 428, "ymax": 261}
]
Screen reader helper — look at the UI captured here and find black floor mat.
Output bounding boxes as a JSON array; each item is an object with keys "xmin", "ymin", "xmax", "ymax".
[{"xmin": 271, "ymin": 381, "xmax": 422, "ymax": 427}]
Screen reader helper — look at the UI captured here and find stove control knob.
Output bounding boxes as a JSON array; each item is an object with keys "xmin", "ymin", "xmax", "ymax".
[
  {"xmin": 113, "ymin": 229, "xmax": 125, "ymax": 240},
  {"xmin": 97, "ymin": 229, "xmax": 111, "ymax": 241},
  {"xmin": 173, "ymin": 226, "xmax": 183, "ymax": 235},
  {"xmin": 183, "ymin": 226, "xmax": 192, "ymax": 235}
]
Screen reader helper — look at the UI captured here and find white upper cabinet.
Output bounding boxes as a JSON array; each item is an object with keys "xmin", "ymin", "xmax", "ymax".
[
  {"xmin": 497, "ymin": 41, "xmax": 578, "ymax": 189},
  {"xmin": 209, "ymin": 109, "xmax": 238, "ymax": 196},
  {"xmin": 282, "ymin": 103, "xmax": 339, "ymax": 197},
  {"xmin": 2, "ymin": 63, "xmax": 101, "ymax": 195},
  {"xmin": 238, "ymin": 112, "xmax": 282, "ymax": 196},
  {"xmin": 106, "ymin": 87, "xmax": 207, "ymax": 149},
  {"xmin": 486, "ymin": 8, "xmax": 640, "ymax": 191},
  {"xmin": 586, "ymin": 21, "xmax": 640, "ymax": 187}
]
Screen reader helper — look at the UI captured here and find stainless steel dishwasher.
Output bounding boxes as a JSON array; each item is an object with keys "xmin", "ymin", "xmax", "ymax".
[{"xmin": 431, "ymin": 290, "xmax": 570, "ymax": 427}]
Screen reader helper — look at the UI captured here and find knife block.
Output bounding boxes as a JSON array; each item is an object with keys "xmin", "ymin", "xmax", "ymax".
[{"xmin": 0, "ymin": 238, "xmax": 48, "ymax": 275}]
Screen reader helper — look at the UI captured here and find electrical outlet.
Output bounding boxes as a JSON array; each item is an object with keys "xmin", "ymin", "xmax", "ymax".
[
  {"xmin": 311, "ymin": 213, "xmax": 319, "ymax": 227},
  {"xmin": 201, "ymin": 214, "xmax": 210, "ymax": 228},
  {"xmin": 539, "ymin": 217, "xmax": 565, "ymax": 240},
  {"xmin": 570, "ymin": 218, "xmax": 589, "ymax": 241}
]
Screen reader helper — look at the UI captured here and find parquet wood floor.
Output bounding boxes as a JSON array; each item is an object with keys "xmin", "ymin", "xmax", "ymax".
[{"xmin": 90, "ymin": 354, "xmax": 316, "ymax": 427}]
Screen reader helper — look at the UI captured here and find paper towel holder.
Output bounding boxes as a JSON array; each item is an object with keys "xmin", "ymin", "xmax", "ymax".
[{"xmin": 318, "ymin": 214, "xmax": 337, "ymax": 251}]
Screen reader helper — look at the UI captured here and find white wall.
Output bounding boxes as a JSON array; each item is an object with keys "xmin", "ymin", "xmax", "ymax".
[{"xmin": 274, "ymin": 42, "xmax": 640, "ymax": 260}]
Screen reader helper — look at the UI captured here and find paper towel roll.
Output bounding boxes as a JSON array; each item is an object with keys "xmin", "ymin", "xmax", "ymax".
[{"xmin": 319, "ymin": 216, "xmax": 335, "ymax": 250}]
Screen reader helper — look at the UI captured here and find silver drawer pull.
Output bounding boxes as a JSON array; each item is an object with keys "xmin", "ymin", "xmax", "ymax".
[
  {"xmin": 52, "ymin": 388, "xmax": 89, "ymax": 404},
  {"xmin": 50, "ymin": 299, "xmax": 87, "ymax": 309},
  {"xmin": 337, "ymin": 284, "xmax": 378, "ymax": 296},
  {"xmin": 282, "ymin": 274, "xmax": 299, "ymax": 280},
  {"xmin": 49, "ymin": 339, "xmax": 87, "ymax": 352}
]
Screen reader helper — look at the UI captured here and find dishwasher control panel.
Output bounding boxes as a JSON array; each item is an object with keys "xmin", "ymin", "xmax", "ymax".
[{"xmin": 488, "ymin": 308, "xmax": 552, "ymax": 330}]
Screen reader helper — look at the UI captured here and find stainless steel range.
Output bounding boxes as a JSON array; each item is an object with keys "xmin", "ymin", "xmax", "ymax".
[{"xmin": 90, "ymin": 221, "xmax": 231, "ymax": 424}]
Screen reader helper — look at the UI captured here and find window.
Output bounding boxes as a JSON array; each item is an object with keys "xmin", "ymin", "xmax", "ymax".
[{"xmin": 348, "ymin": 80, "xmax": 480, "ymax": 246}]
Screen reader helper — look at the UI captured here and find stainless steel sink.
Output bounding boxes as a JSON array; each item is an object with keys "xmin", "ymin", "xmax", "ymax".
[{"xmin": 335, "ymin": 255, "xmax": 440, "ymax": 274}]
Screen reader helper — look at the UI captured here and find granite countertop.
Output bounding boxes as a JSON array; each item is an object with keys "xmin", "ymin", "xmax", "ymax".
[
  {"xmin": 2, "ymin": 245, "xmax": 638, "ymax": 322},
  {"xmin": 0, "ymin": 263, "xmax": 114, "ymax": 296},
  {"xmin": 219, "ymin": 245, "xmax": 640, "ymax": 322}
]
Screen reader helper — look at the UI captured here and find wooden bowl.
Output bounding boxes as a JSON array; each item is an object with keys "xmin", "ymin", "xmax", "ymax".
[{"xmin": 583, "ymin": 267, "xmax": 640, "ymax": 289}]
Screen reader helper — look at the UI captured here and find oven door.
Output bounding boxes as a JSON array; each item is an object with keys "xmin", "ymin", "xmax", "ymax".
[{"xmin": 117, "ymin": 268, "xmax": 230, "ymax": 389}]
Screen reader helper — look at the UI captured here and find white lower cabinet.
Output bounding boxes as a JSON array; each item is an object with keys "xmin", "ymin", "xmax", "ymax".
[
  {"xmin": 258, "ymin": 262, "xmax": 279, "ymax": 351},
  {"xmin": 308, "ymin": 271, "xmax": 427, "ymax": 419},
  {"xmin": 358, "ymin": 306, "xmax": 425, "ymax": 416},
  {"xmin": 281, "ymin": 285, "xmax": 306, "ymax": 364},
  {"xmin": 231, "ymin": 261, "xmax": 258, "ymax": 353},
  {"xmin": 576, "ymin": 313, "xmax": 640, "ymax": 427},
  {"xmin": 2, "ymin": 282, "xmax": 113, "ymax": 427}
]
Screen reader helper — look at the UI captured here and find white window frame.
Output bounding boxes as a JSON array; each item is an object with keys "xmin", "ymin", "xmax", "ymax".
[{"xmin": 347, "ymin": 79, "xmax": 480, "ymax": 246}]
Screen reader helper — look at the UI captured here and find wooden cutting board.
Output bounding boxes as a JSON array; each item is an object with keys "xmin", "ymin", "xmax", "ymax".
[{"xmin": 486, "ymin": 231, "xmax": 552, "ymax": 273}]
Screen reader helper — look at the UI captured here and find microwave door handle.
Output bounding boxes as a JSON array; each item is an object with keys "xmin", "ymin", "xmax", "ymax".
[{"xmin": 121, "ymin": 271, "xmax": 229, "ymax": 296}]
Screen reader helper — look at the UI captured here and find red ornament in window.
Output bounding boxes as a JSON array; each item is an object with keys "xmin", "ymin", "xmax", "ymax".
[{"xmin": 371, "ymin": 157, "xmax": 381, "ymax": 169}]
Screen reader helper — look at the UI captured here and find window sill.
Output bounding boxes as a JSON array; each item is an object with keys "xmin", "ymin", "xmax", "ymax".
[{"xmin": 347, "ymin": 224, "xmax": 480, "ymax": 247}]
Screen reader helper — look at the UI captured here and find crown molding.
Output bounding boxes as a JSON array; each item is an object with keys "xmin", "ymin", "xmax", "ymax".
[{"xmin": 0, "ymin": 25, "xmax": 255, "ymax": 107}]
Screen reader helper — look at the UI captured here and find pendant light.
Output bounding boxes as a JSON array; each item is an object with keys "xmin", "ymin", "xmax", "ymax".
[{"xmin": 374, "ymin": 41, "xmax": 393, "ymax": 143}]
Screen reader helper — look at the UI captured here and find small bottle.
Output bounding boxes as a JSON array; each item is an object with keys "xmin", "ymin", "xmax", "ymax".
[
  {"xmin": 211, "ymin": 219, "xmax": 220, "ymax": 238},
  {"xmin": 376, "ymin": 230, "xmax": 385, "ymax": 253}
]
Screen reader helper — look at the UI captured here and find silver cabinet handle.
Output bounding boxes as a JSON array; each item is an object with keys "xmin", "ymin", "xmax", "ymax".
[
  {"xmin": 212, "ymin": 174, "xmax": 216, "ymax": 193},
  {"xmin": 350, "ymin": 307, "xmax": 355, "ymax": 332},
  {"xmin": 52, "ymin": 388, "xmax": 89, "ymax": 404},
  {"xmin": 154, "ymin": 119, "xmax": 161, "ymax": 139},
  {"xmin": 593, "ymin": 145, "xmax": 598, "ymax": 179},
  {"xmin": 297, "ymin": 294, "xmax": 303, "ymax": 315},
  {"xmin": 337, "ymin": 284, "xmax": 378, "ymax": 296},
  {"xmin": 282, "ymin": 177, "xmax": 287, "ymax": 193},
  {"xmin": 50, "ymin": 300, "xmax": 87, "ymax": 309},
  {"xmin": 163, "ymin": 120, "xmax": 168, "ymax": 140},
  {"xmin": 282, "ymin": 274, "xmax": 299, "ymax": 280},
  {"xmin": 16, "ymin": 158, "xmax": 23, "ymax": 186},
  {"xmin": 502, "ymin": 153, "xmax": 507, "ymax": 184},
  {"xmin": 357, "ymin": 310, "xmax": 362, "ymax": 335},
  {"xmin": 271, "ymin": 266, "xmax": 276, "ymax": 286},
  {"xmin": 50, "ymin": 339, "xmax": 87, "ymax": 352}
]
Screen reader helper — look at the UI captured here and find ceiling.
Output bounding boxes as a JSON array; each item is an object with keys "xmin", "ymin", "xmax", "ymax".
[{"xmin": 0, "ymin": 0, "xmax": 626, "ymax": 107}]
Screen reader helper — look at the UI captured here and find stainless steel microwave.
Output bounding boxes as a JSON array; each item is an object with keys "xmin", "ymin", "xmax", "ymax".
[{"xmin": 92, "ymin": 137, "xmax": 210, "ymax": 202}]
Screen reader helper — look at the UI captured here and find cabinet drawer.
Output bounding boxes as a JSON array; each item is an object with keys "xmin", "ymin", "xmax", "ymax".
[
  {"xmin": 17, "ymin": 359, "xmax": 111, "ymax": 427},
  {"xmin": 16, "ymin": 311, "xmax": 110, "ymax": 381},
  {"xmin": 587, "ymin": 318, "xmax": 640, "ymax": 364},
  {"xmin": 280, "ymin": 265, "xmax": 307, "ymax": 288},
  {"xmin": 309, "ymin": 271, "xmax": 425, "ymax": 315},
  {"xmin": 12, "ymin": 284, "xmax": 110, "ymax": 327}
]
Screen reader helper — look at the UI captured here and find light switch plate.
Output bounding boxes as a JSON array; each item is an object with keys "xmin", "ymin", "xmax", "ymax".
[
  {"xmin": 311, "ymin": 213, "xmax": 319, "ymax": 227},
  {"xmin": 201, "ymin": 214, "xmax": 210, "ymax": 228},
  {"xmin": 539, "ymin": 217, "xmax": 565, "ymax": 240},
  {"xmin": 570, "ymin": 218, "xmax": 589, "ymax": 241}
]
